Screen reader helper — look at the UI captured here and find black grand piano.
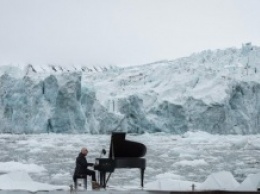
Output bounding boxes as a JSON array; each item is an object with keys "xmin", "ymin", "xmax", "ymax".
[{"xmin": 94, "ymin": 132, "xmax": 146, "ymax": 188}]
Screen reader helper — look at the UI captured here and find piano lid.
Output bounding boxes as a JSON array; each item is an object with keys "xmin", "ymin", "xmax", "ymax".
[{"xmin": 109, "ymin": 132, "xmax": 147, "ymax": 158}]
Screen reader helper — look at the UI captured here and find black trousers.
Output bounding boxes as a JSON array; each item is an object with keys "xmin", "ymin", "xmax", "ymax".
[
  {"xmin": 85, "ymin": 169, "xmax": 96, "ymax": 182},
  {"xmin": 74, "ymin": 169, "xmax": 96, "ymax": 182}
]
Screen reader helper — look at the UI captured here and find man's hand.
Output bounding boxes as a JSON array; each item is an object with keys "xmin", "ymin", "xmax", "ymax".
[{"xmin": 88, "ymin": 163, "xmax": 94, "ymax": 167}]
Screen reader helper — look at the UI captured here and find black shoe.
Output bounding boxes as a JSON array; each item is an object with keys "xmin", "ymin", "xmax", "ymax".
[{"xmin": 92, "ymin": 181, "xmax": 100, "ymax": 190}]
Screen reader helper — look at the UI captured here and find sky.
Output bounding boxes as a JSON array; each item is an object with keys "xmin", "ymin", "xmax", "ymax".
[{"xmin": 0, "ymin": 0, "xmax": 260, "ymax": 67}]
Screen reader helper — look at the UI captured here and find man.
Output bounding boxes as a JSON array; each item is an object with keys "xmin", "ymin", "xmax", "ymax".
[{"xmin": 73, "ymin": 147, "xmax": 99, "ymax": 189}]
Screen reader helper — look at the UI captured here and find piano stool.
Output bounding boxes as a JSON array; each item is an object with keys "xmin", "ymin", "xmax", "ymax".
[{"xmin": 73, "ymin": 175, "xmax": 88, "ymax": 190}]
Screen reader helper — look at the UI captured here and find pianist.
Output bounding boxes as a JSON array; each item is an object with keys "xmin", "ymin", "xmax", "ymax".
[{"xmin": 73, "ymin": 147, "xmax": 99, "ymax": 188}]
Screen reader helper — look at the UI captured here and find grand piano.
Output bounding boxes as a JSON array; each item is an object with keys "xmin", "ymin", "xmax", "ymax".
[{"xmin": 94, "ymin": 132, "xmax": 147, "ymax": 188}]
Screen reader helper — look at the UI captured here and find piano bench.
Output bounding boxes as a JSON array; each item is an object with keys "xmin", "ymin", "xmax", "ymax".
[{"xmin": 73, "ymin": 175, "xmax": 87, "ymax": 190}]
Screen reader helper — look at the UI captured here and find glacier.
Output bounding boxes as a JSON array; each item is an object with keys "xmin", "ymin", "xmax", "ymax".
[{"xmin": 0, "ymin": 43, "xmax": 260, "ymax": 134}]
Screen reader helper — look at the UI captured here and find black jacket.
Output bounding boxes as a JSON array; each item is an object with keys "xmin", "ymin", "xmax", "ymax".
[{"xmin": 73, "ymin": 152, "xmax": 94, "ymax": 176}]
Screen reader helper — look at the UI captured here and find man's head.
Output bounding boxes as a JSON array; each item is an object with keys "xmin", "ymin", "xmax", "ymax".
[{"xmin": 81, "ymin": 147, "xmax": 88, "ymax": 156}]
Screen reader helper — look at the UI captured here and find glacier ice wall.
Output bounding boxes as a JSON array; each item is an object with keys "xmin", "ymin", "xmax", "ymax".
[{"xmin": 0, "ymin": 44, "xmax": 260, "ymax": 134}]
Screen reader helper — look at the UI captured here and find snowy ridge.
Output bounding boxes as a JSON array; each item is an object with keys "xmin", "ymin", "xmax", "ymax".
[{"xmin": 0, "ymin": 43, "xmax": 260, "ymax": 134}]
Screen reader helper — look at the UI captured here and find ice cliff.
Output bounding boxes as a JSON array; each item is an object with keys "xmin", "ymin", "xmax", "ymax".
[{"xmin": 0, "ymin": 43, "xmax": 260, "ymax": 134}]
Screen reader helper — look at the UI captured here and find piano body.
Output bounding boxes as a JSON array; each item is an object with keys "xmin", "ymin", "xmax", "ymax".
[{"xmin": 94, "ymin": 132, "xmax": 147, "ymax": 188}]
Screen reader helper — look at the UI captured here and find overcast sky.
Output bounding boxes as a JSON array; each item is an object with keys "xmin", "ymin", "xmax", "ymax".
[{"xmin": 0, "ymin": 0, "xmax": 260, "ymax": 67}]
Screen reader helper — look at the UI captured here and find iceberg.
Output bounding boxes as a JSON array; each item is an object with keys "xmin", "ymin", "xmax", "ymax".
[
  {"xmin": 237, "ymin": 173, "xmax": 260, "ymax": 191},
  {"xmin": 198, "ymin": 171, "xmax": 240, "ymax": 190}
]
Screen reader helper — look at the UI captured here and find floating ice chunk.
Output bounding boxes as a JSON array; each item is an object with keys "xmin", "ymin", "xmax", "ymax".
[
  {"xmin": 173, "ymin": 159, "xmax": 208, "ymax": 167},
  {"xmin": 181, "ymin": 131, "xmax": 212, "ymax": 139},
  {"xmin": 237, "ymin": 173, "xmax": 260, "ymax": 191},
  {"xmin": 0, "ymin": 171, "xmax": 67, "ymax": 192},
  {"xmin": 51, "ymin": 172, "xmax": 71, "ymax": 181},
  {"xmin": 199, "ymin": 171, "xmax": 240, "ymax": 190},
  {"xmin": 0, "ymin": 161, "xmax": 46, "ymax": 174},
  {"xmin": 244, "ymin": 138, "xmax": 260, "ymax": 150},
  {"xmin": 230, "ymin": 137, "xmax": 249, "ymax": 149},
  {"xmin": 155, "ymin": 172, "xmax": 185, "ymax": 181}
]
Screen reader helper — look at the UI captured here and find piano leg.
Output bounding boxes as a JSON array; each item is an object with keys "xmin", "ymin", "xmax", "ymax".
[
  {"xmin": 100, "ymin": 171, "xmax": 106, "ymax": 188},
  {"xmin": 140, "ymin": 168, "xmax": 145, "ymax": 188}
]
